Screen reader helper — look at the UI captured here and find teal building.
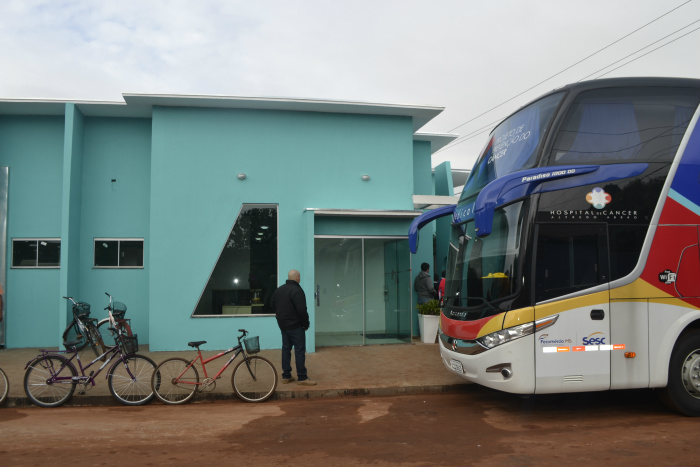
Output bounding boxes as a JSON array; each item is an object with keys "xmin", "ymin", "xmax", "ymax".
[{"xmin": 0, "ymin": 94, "xmax": 457, "ymax": 351}]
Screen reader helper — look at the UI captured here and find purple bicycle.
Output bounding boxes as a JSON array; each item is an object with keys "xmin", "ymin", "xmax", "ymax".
[{"xmin": 23, "ymin": 297, "xmax": 156, "ymax": 408}]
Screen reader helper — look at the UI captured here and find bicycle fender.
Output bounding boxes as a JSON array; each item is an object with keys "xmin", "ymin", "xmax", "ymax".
[{"xmin": 24, "ymin": 354, "xmax": 75, "ymax": 372}]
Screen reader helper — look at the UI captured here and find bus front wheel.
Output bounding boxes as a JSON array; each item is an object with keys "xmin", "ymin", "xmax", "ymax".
[{"xmin": 660, "ymin": 330, "xmax": 700, "ymax": 417}]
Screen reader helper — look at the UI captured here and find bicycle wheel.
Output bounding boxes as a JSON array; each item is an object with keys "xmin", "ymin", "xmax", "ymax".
[
  {"xmin": 97, "ymin": 318, "xmax": 114, "ymax": 347},
  {"xmin": 24, "ymin": 355, "xmax": 77, "ymax": 408},
  {"xmin": 231, "ymin": 356, "xmax": 278, "ymax": 403},
  {"xmin": 62, "ymin": 321, "xmax": 88, "ymax": 351},
  {"xmin": 152, "ymin": 358, "xmax": 200, "ymax": 405},
  {"xmin": 107, "ymin": 354, "xmax": 157, "ymax": 406},
  {"xmin": 85, "ymin": 321, "xmax": 107, "ymax": 358},
  {"xmin": 0, "ymin": 367, "xmax": 8, "ymax": 406},
  {"xmin": 98, "ymin": 318, "xmax": 133, "ymax": 347}
]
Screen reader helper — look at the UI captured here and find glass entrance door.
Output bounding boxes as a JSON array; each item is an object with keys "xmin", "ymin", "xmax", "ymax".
[{"xmin": 314, "ymin": 237, "xmax": 411, "ymax": 347}]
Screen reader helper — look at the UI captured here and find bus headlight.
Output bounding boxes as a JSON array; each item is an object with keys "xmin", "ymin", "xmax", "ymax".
[{"xmin": 476, "ymin": 315, "xmax": 558, "ymax": 350}]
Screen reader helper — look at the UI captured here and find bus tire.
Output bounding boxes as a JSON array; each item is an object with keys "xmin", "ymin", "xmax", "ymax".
[{"xmin": 659, "ymin": 330, "xmax": 700, "ymax": 417}]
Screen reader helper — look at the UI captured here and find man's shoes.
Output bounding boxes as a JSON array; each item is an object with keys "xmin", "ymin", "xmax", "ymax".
[
  {"xmin": 297, "ymin": 379, "xmax": 317, "ymax": 386},
  {"xmin": 282, "ymin": 376, "xmax": 296, "ymax": 384}
]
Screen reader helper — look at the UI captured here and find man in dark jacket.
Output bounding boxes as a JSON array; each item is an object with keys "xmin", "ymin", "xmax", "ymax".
[
  {"xmin": 271, "ymin": 269, "xmax": 317, "ymax": 386},
  {"xmin": 414, "ymin": 262, "xmax": 436, "ymax": 304}
]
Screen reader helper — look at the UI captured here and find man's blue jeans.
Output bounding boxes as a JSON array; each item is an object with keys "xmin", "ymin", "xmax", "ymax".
[{"xmin": 280, "ymin": 326, "xmax": 308, "ymax": 381}]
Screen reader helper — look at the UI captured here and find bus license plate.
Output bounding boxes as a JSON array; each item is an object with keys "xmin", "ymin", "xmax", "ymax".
[{"xmin": 450, "ymin": 359, "xmax": 464, "ymax": 373}]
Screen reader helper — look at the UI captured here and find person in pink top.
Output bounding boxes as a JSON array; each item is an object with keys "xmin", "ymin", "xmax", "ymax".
[{"xmin": 438, "ymin": 270, "xmax": 446, "ymax": 304}]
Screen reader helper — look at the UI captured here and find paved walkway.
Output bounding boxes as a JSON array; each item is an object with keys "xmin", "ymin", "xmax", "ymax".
[{"xmin": 0, "ymin": 340, "xmax": 470, "ymax": 407}]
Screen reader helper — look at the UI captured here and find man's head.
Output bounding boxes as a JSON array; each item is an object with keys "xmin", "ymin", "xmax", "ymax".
[
  {"xmin": 421, "ymin": 262, "xmax": 430, "ymax": 272},
  {"xmin": 288, "ymin": 269, "xmax": 301, "ymax": 283}
]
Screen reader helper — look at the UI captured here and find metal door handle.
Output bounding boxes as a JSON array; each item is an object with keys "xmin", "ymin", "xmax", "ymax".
[{"xmin": 315, "ymin": 285, "xmax": 320, "ymax": 306}]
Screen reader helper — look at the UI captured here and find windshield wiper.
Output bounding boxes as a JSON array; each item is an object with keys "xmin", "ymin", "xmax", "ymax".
[
  {"xmin": 444, "ymin": 295, "xmax": 499, "ymax": 314},
  {"xmin": 469, "ymin": 297, "xmax": 500, "ymax": 316}
]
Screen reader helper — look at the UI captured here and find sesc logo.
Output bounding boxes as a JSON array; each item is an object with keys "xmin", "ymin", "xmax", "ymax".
[{"xmin": 582, "ymin": 332, "xmax": 606, "ymax": 346}]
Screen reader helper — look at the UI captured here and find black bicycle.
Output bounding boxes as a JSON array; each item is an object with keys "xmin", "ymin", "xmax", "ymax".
[{"xmin": 61, "ymin": 297, "xmax": 106, "ymax": 358}]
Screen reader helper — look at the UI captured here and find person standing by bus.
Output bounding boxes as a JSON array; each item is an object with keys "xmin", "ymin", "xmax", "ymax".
[
  {"xmin": 271, "ymin": 269, "xmax": 317, "ymax": 386},
  {"xmin": 414, "ymin": 262, "xmax": 436, "ymax": 304}
]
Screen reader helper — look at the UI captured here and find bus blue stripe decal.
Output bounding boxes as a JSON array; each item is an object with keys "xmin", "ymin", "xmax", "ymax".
[{"xmin": 668, "ymin": 188, "xmax": 700, "ymax": 217}]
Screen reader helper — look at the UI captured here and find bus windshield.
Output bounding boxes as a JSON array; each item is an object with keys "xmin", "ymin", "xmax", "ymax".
[
  {"xmin": 460, "ymin": 92, "xmax": 563, "ymax": 202},
  {"xmin": 444, "ymin": 201, "xmax": 526, "ymax": 321}
]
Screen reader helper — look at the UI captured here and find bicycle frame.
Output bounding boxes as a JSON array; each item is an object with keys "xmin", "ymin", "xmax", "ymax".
[
  {"xmin": 26, "ymin": 342, "xmax": 136, "ymax": 388},
  {"xmin": 175, "ymin": 344, "xmax": 247, "ymax": 389},
  {"xmin": 63, "ymin": 296, "xmax": 105, "ymax": 354}
]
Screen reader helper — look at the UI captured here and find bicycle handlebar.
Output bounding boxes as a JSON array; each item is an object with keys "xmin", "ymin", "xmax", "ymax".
[{"xmin": 62, "ymin": 296, "xmax": 78, "ymax": 306}]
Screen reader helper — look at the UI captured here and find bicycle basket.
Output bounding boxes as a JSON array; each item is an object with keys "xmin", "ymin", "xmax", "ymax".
[
  {"xmin": 118, "ymin": 334, "xmax": 139, "ymax": 356},
  {"xmin": 112, "ymin": 301, "xmax": 127, "ymax": 319},
  {"xmin": 74, "ymin": 302, "xmax": 91, "ymax": 319},
  {"xmin": 244, "ymin": 336, "xmax": 260, "ymax": 354}
]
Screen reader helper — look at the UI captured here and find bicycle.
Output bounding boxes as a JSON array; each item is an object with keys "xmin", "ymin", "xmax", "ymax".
[
  {"xmin": 151, "ymin": 329, "xmax": 277, "ymax": 404},
  {"xmin": 61, "ymin": 297, "xmax": 106, "ymax": 358},
  {"xmin": 97, "ymin": 293, "xmax": 133, "ymax": 347},
  {"xmin": 23, "ymin": 306, "xmax": 157, "ymax": 407},
  {"xmin": 0, "ymin": 366, "xmax": 8, "ymax": 406}
]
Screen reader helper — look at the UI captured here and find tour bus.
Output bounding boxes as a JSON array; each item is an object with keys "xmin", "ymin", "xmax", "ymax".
[{"xmin": 410, "ymin": 77, "xmax": 700, "ymax": 416}]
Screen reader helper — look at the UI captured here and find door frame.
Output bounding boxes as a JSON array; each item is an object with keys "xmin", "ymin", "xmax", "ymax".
[
  {"xmin": 313, "ymin": 235, "xmax": 412, "ymax": 344},
  {"xmin": 0, "ymin": 167, "xmax": 8, "ymax": 348}
]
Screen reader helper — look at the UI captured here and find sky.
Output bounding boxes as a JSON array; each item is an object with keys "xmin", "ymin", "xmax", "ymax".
[{"xmin": 1, "ymin": 0, "xmax": 699, "ymax": 170}]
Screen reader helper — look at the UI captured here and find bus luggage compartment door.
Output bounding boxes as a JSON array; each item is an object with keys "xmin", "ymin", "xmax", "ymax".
[{"xmin": 534, "ymin": 300, "xmax": 611, "ymax": 393}]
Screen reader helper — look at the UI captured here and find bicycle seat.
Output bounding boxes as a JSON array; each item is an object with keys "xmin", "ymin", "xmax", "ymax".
[
  {"xmin": 63, "ymin": 340, "xmax": 81, "ymax": 349},
  {"xmin": 188, "ymin": 341, "xmax": 207, "ymax": 348}
]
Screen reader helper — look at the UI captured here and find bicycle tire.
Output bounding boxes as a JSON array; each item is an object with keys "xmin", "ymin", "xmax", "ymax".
[
  {"xmin": 85, "ymin": 321, "xmax": 107, "ymax": 358},
  {"xmin": 0, "ymin": 367, "xmax": 9, "ymax": 406},
  {"xmin": 97, "ymin": 318, "xmax": 114, "ymax": 347},
  {"xmin": 107, "ymin": 354, "xmax": 157, "ymax": 406},
  {"xmin": 62, "ymin": 321, "xmax": 88, "ymax": 351},
  {"xmin": 231, "ymin": 356, "xmax": 277, "ymax": 403},
  {"xmin": 24, "ymin": 355, "xmax": 77, "ymax": 408},
  {"xmin": 98, "ymin": 317, "xmax": 133, "ymax": 347},
  {"xmin": 152, "ymin": 358, "xmax": 200, "ymax": 405}
]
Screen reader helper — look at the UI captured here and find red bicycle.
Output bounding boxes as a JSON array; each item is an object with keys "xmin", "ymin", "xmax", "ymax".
[{"xmin": 151, "ymin": 329, "xmax": 277, "ymax": 404}]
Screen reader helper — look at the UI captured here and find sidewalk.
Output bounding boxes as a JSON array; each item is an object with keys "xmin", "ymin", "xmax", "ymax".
[{"xmin": 0, "ymin": 340, "xmax": 470, "ymax": 407}]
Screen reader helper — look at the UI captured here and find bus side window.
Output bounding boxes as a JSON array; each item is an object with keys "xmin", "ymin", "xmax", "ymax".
[
  {"xmin": 535, "ymin": 223, "xmax": 609, "ymax": 302},
  {"xmin": 608, "ymin": 224, "xmax": 648, "ymax": 281},
  {"xmin": 548, "ymin": 87, "xmax": 700, "ymax": 165}
]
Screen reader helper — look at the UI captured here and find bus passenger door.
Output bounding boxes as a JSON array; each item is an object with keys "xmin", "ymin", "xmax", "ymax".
[{"xmin": 533, "ymin": 223, "xmax": 611, "ymax": 393}]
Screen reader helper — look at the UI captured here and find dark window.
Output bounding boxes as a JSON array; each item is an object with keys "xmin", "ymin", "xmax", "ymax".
[
  {"xmin": 550, "ymin": 86, "xmax": 700, "ymax": 165},
  {"xmin": 535, "ymin": 224, "xmax": 608, "ymax": 302},
  {"xmin": 461, "ymin": 93, "xmax": 563, "ymax": 201},
  {"xmin": 608, "ymin": 225, "xmax": 648, "ymax": 281},
  {"xmin": 193, "ymin": 204, "xmax": 278, "ymax": 316},
  {"xmin": 12, "ymin": 239, "xmax": 61, "ymax": 268},
  {"xmin": 94, "ymin": 239, "xmax": 144, "ymax": 268}
]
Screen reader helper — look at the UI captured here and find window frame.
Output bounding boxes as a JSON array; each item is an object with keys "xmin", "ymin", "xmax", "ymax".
[
  {"xmin": 11, "ymin": 238, "xmax": 61, "ymax": 269},
  {"xmin": 192, "ymin": 203, "xmax": 279, "ymax": 318},
  {"xmin": 93, "ymin": 238, "xmax": 145, "ymax": 269}
]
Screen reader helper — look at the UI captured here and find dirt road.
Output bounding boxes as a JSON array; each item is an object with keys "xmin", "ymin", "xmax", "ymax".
[{"xmin": 1, "ymin": 389, "xmax": 698, "ymax": 466}]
